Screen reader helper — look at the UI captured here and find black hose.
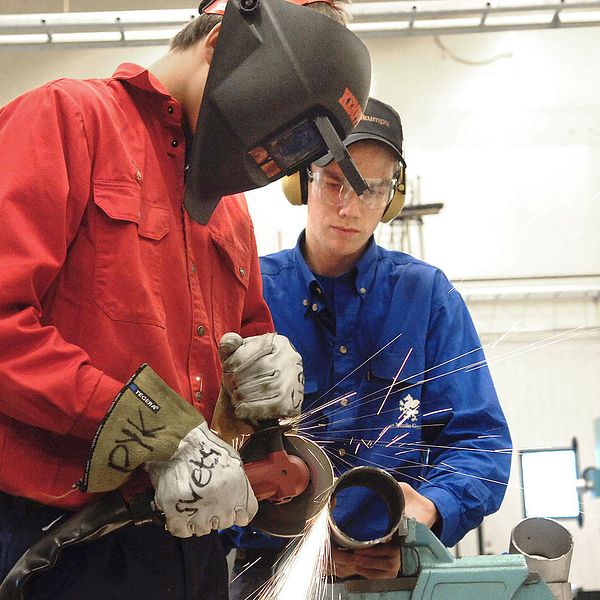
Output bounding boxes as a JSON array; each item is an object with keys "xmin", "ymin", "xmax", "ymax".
[{"xmin": 0, "ymin": 490, "xmax": 158, "ymax": 600}]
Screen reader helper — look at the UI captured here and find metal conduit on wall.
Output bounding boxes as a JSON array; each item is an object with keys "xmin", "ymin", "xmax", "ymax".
[
  {"xmin": 1, "ymin": 1, "xmax": 600, "ymax": 47},
  {"xmin": 453, "ymin": 275, "xmax": 600, "ymax": 336}
]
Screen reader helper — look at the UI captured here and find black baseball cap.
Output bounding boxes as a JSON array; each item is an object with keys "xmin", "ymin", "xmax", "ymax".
[{"xmin": 315, "ymin": 97, "xmax": 405, "ymax": 168}]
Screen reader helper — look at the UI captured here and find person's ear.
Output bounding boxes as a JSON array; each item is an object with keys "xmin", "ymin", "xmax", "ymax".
[{"xmin": 203, "ymin": 22, "xmax": 222, "ymax": 64}]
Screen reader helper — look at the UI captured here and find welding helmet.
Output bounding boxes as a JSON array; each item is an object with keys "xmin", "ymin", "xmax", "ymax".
[
  {"xmin": 282, "ymin": 97, "xmax": 407, "ymax": 223},
  {"xmin": 184, "ymin": 0, "xmax": 371, "ymax": 224}
]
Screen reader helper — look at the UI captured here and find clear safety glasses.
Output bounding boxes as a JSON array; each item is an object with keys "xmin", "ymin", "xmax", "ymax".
[{"xmin": 309, "ymin": 169, "xmax": 398, "ymax": 210}]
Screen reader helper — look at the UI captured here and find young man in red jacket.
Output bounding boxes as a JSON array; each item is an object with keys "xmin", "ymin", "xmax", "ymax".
[{"xmin": 0, "ymin": 1, "xmax": 370, "ymax": 597}]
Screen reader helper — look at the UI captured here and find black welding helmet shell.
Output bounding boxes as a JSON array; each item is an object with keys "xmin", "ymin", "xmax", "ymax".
[{"xmin": 184, "ymin": 0, "xmax": 371, "ymax": 224}]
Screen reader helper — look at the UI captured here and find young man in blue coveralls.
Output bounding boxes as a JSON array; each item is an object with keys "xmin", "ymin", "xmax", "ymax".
[{"xmin": 226, "ymin": 98, "xmax": 512, "ymax": 597}]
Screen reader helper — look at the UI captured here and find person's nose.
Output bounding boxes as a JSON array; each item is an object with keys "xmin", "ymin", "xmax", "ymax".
[{"xmin": 336, "ymin": 189, "xmax": 362, "ymax": 218}]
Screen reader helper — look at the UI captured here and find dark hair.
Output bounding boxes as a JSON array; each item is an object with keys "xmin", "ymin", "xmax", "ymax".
[
  {"xmin": 170, "ymin": 1, "xmax": 348, "ymax": 51},
  {"xmin": 170, "ymin": 13, "xmax": 223, "ymax": 51}
]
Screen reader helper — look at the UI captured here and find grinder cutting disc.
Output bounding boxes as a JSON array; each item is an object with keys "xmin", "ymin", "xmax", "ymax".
[{"xmin": 242, "ymin": 433, "xmax": 334, "ymax": 537}]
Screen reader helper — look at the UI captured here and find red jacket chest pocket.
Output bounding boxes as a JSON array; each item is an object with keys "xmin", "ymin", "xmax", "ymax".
[
  {"xmin": 208, "ymin": 234, "xmax": 250, "ymax": 342},
  {"xmin": 92, "ymin": 180, "xmax": 170, "ymax": 327}
]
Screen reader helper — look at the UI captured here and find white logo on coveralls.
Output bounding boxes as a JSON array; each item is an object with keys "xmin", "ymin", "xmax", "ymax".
[{"xmin": 397, "ymin": 394, "xmax": 420, "ymax": 425}]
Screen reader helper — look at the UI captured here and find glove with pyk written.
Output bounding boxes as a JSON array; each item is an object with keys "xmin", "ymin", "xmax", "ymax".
[
  {"xmin": 79, "ymin": 364, "xmax": 257, "ymax": 538},
  {"xmin": 219, "ymin": 332, "xmax": 304, "ymax": 424}
]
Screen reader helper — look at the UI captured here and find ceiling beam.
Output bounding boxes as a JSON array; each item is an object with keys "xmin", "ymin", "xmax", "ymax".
[{"xmin": 1, "ymin": 1, "xmax": 600, "ymax": 47}]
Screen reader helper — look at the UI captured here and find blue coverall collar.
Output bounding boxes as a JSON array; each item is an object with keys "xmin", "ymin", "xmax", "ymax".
[{"xmin": 293, "ymin": 231, "xmax": 379, "ymax": 307}]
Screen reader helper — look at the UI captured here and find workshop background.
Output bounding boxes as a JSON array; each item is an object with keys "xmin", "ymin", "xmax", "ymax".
[{"xmin": 1, "ymin": 0, "xmax": 599, "ymax": 593}]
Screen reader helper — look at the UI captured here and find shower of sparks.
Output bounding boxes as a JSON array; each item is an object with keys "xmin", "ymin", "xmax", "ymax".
[
  {"xmin": 376, "ymin": 348, "xmax": 413, "ymax": 416},
  {"xmin": 255, "ymin": 507, "xmax": 331, "ymax": 600},
  {"xmin": 230, "ymin": 557, "xmax": 262, "ymax": 584},
  {"xmin": 421, "ymin": 408, "xmax": 453, "ymax": 418},
  {"xmin": 298, "ymin": 335, "xmax": 498, "ymax": 432},
  {"xmin": 300, "ymin": 326, "xmax": 507, "ymax": 431},
  {"xmin": 373, "ymin": 424, "xmax": 392, "ymax": 446},
  {"xmin": 386, "ymin": 432, "xmax": 409, "ymax": 447},
  {"xmin": 261, "ymin": 316, "xmax": 600, "ymax": 590},
  {"xmin": 301, "ymin": 325, "xmax": 600, "ymax": 437},
  {"xmin": 312, "ymin": 331, "xmax": 404, "ymax": 405},
  {"xmin": 489, "ymin": 318, "xmax": 525, "ymax": 348},
  {"xmin": 294, "ymin": 392, "xmax": 358, "ymax": 427}
]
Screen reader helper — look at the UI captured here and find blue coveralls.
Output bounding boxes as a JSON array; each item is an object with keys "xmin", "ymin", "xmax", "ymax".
[{"xmin": 225, "ymin": 233, "xmax": 512, "ymax": 593}]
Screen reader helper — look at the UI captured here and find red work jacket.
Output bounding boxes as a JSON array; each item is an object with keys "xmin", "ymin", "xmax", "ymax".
[{"xmin": 0, "ymin": 64, "xmax": 273, "ymax": 509}]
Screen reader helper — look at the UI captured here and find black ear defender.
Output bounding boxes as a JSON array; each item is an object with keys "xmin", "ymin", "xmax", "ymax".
[{"xmin": 281, "ymin": 97, "xmax": 406, "ymax": 223}]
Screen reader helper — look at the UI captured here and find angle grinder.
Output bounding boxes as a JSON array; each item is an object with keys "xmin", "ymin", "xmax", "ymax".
[
  {"xmin": 210, "ymin": 332, "xmax": 334, "ymax": 538},
  {"xmin": 239, "ymin": 420, "xmax": 333, "ymax": 536}
]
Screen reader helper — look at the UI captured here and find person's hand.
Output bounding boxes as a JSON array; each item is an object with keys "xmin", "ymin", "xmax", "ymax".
[
  {"xmin": 79, "ymin": 363, "xmax": 258, "ymax": 539},
  {"xmin": 218, "ymin": 332, "xmax": 304, "ymax": 423},
  {"xmin": 146, "ymin": 421, "xmax": 258, "ymax": 538},
  {"xmin": 399, "ymin": 482, "xmax": 439, "ymax": 528},
  {"xmin": 327, "ymin": 543, "xmax": 401, "ymax": 580}
]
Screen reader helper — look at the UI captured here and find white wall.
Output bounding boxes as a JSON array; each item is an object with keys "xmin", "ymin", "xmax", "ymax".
[
  {"xmin": 249, "ymin": 28, "xmax": 600, "ymax": 279},
  {"xmin": 483, "ymin": 331, "xmax": 600, "ymax": 589},
  {"xmin": 2, "ymin": 24, "xmax": 600, "ymax": 590},
  {"xmin": 0, "ymin": 46, "xmax": 166, "ymax": 100},
  {"xmin": 359, "ymin": 28, "xmax": 600, "ymax": 590}
]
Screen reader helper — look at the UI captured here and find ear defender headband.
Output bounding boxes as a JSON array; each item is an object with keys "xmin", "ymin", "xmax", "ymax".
[
  {"xmin": 282, "ymin": 169, "xmax": 308, "ymax": 207},
  {"xmin": 282, "ymin": 97, "xmax": 407, "ymax": 223}
]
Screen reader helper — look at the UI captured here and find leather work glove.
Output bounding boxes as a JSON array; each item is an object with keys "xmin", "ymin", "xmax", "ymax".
[
  {"xmin": 79, "ymin": 364, "xmax": 257, "ymax": 538},
  {"xmin": 219, "ymin": 332, "xmax": 304, "ymax": 424},
  {"xmin": 146, "ymin": 422, "xmax": 257, "ymax": 537}
]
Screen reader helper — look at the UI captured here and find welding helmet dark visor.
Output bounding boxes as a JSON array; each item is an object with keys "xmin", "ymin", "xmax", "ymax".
[{"xmin": 184, "ymin": 0, "xmax": 371, "ymax": 224}]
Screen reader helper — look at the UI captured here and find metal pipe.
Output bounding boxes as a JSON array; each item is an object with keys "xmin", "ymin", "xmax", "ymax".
[
  {"xmin": 509, "ymin": 517, "xmax": 573, "ymax": 583},
  {"xmin": 327, "ymin": 466, "xmax": 405, "ymax": 550}
]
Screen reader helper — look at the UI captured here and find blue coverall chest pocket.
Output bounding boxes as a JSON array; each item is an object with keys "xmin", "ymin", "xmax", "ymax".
[
  {"xmin": 366, "ymin": 352, "xmax": 423, "ymax": 433},
  {"xmin": 360, "ymin": 353, "xmax": 424, "ymax": 475},
  {"xmin": 92, "ymin": 181, "xmax": 169, "ymax": 327}
]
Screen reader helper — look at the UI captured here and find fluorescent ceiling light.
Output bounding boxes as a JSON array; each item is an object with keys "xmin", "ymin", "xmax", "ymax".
[
  {"xmin": 459, "ymin": 283, "xmax": 600, "ymax": 301},
  {"xmin": 51, "ymin": 31, "xmax": 123, "ymax": 43},
  {"xmin": 2, "ymin": 2, "xmax": 600, "ymax": 46},
  {"xmin": 560, "ymin": 9, "xmax": 600, "ymax": 23},
  {"xmin": 349, "ymin": 21, "xmax": 410, "ymax": 33},
  {"xmin": 412, "ymin": 17, "xmax": 485, "ymax": 28},
  {"xmin": 125, "ymin": 28, "xmax": 181, "ymax": 41},
  {"xmin": 484, "ymin": 11, "xmax": 556, "ymax": 26},
  {"xmin": 0, "ymin": 33, "xmax": 48, "ymax": 44},
  {"xmin": 0, "ymin": 9, "xmax": 195, "ymax": 33}
]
